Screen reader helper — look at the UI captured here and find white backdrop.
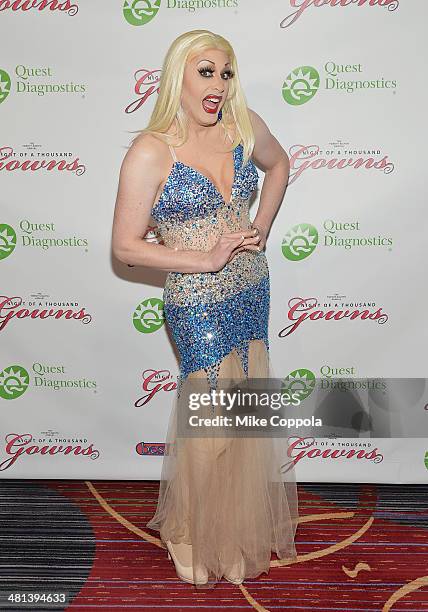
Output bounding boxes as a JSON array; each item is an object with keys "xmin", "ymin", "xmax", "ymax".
[{"xmin": 1, "ymin": 0, "xmax": 427, "ymax": 482}]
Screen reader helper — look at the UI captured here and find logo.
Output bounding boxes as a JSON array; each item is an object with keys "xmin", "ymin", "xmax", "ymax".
[
  {"xmin": 133, "ymin": 297, "xmax": 165, "ymax": 333},
  {"xmin": 135, "ymin": 368, "xmax": 178, "ymax": 407},
  {"xmin": 282, "ymin": 62, "xmax": 397, "ymax": 106},
  {"xmin": 0, "ymin": 69, "xmax": 11, "ymax": 104},
  {"xmin": 0, "ymin": 295, "xmax": 92, "ymax": 332},
  {"xmin": 0, "ymin": 224, "xmax": 17, "ymax": 259},
  {"xmin": 280, "ymin": 0, "xmax": 399, "ymax": 29},
  {"xmin": 282, "ymin": 223, "xmax": 318, "ymax": 261},
  {"xmin": 0, "ymin": 2, "xmax": 78, "ymax": 16},
  {"xmin": 0, "ymin": 221, "xmax": 89, "ymax": 257},
  {"xmin": 4, "ymin": 66, "xmax": 87, "ymax": 99},
  {"xmin": 282, "ymin": 66, "xmax": 320, "ymax": 106},
  {"xmin": 0, "ymin": 431, "xmax": 100, "ymax": 472},
  {"xmin": 123, "ymin": 0, "xmax": 161, "ymax": 26},
  {"xmin": 0, "ymin": 365, "xmax": 30, "ymax": 400},
  {"xmin": 281, "ymin": 220, "xmax": 393, "ymax": 259},
  {"xmin": 0, "ymin": 362, "xmax": 97, "ymax": 398},
  {"xmin": 0, "ymin": 145, "xmax": 86, "ymax": 175},
  {"xmin": 136, "ymin": 441, "xmax": 165, "ymax": 455},
  {"xmin": 288, "ymin": 437, "xmax": 384, "ymax": 465},
  {"xmin": 123, "ymin": 0, "xmax": 238, "ymax": 24},
  {"xmin": 282, "ymin": 368, "xmax": 316, "ymax": 401},
  {"xmin": 126, "ymin": 68, "xmax": 162, "ymax": 114},
  {"xmin": 278, "ymin": 296, "xmax": 389, "ymax": 337},
  {"xmin": 287, "ymin": 141, "xmax": 394, "ymax": 185}
]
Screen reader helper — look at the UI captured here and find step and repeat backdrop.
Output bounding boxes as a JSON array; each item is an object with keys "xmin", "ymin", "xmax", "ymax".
[{"xmin": 1, "ymin": 1, "xmax": 426, "ymax": 482}]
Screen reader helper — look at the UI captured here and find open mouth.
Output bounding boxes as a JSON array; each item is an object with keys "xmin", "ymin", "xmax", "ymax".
[{"xmin": 202, "ymin": 95, "xmax": 222, "ymax": 114}]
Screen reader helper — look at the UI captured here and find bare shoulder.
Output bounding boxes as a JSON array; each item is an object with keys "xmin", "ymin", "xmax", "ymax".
[
  {"xmin": 247, "ymin": 107, "xmax": 272, "ymax": 143},
  {"xmin": 112, "ymin": 132, "xmax": 171, "ymax": 262},
  {"xmin": 114, "ymin": 131, "xmax": 175, "ymax": 230},
  {"xmin": 120, "ymin": 132, "xmax": 168, "ymax": 183},
  {"xmin": 247, "ymin": 107, "xmax": 287, "ymax": 171}
]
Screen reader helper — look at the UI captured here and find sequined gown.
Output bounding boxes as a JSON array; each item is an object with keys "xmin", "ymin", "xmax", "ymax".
[{"xmin": 146, "ymin": 125, "xmax": 299, "ymax": 588}]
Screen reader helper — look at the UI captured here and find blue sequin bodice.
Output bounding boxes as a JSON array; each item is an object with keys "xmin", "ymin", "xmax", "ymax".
[
  {"xmin": 151, "ymin": 141, "xmax": 270, "ymax": 390},
  {"xmin": 151, "ymin": 143, "xmax": 258, "ymax": 243}
]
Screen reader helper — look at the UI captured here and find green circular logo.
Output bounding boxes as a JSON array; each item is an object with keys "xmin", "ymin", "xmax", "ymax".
[
  {"xmin": 123, "ymin": 0, "xmax": 161, "ymax": 26},
  {"xmin": 0, "ymin": 365, "xmax": 30, "ymax": 400},
  {"xmin": 281, "ymin": 368, "xmax": 316, "ymax": 402},
  {"xmin": 282, "ymin": 66, "xmax": 320, "ymax": 106},
  {"xmin": 0, "ymin": 69, "xmax": 11, "ymax": 105},
  {"xmin": 425, "ymin": 451, "xmax": 428, "ymax": 471},
  {"xmin": 281, "ymin": 223, "xmax": 318, "ymax": 261},
  {"xmin": 133, "ymin": 297, "xmax": 165, "ymax": 333},
  {"xmin": 0, "ymin": 224, "xmax": 17, "ymax": 260}
]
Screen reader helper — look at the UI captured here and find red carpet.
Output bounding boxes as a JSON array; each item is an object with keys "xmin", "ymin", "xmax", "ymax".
[{"xmin": 0, "ymin": 480, "xmax": 427, "ymax": 611}]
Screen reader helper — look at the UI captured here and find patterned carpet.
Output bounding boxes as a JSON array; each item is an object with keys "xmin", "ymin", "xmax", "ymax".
[{"xmin": 0, "ymin": 480, "xmax": 427, "ymax": 611}]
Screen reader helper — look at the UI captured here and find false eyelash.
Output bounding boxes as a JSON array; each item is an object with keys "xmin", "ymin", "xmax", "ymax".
[{"xmin": 198, "ymin": 66, "xmax": 234, "ymax": 79}]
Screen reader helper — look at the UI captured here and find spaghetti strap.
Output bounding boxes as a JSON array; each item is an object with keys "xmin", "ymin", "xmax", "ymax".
[
  {"xmin": 221, "ymin": 121, "xmax": 234, "ymax": 143},
  {"xmin": 168, "ymin": 143, "xmax": 177, "ymax": 163}
]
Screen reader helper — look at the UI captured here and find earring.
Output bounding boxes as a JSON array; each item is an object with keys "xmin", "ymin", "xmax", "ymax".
[{"xmin": 217, "ymin": 109, "xmax": 223, "ymax": 122}]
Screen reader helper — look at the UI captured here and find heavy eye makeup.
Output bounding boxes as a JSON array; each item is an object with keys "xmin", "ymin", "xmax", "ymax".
[{"xmin": 197, "ymin": 66, "xmax": 234, "ymax": 80}]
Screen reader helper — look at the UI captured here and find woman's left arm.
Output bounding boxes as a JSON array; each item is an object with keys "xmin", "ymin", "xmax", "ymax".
[{"xmin": 248, "ymin": 107, "xmax": 290, "ymax": 246}]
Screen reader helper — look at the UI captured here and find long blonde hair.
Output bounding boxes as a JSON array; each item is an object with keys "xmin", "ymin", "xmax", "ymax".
[{"xmin": 130, "ymin": 29, "xmax": 255, "ymax": 167}]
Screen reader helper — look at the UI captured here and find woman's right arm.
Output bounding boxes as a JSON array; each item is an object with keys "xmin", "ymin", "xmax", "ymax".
[
  {"xmin": 111, "ymin": 134, "xmax": 211, "ymax": 273},
  {"xmin": 111, "ymin": 134, "xmax": 260, "ymax": 273}
]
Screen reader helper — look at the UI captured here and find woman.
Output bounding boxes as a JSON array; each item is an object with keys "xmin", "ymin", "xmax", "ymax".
[{"xmin": 112, "ymin": 29, "xmax": 299, "ymax": 588}]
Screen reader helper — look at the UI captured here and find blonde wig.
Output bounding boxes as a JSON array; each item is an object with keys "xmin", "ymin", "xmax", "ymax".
[{"xmin": 130, "ymin": 29, "xmax": 255, "ymax": 167}]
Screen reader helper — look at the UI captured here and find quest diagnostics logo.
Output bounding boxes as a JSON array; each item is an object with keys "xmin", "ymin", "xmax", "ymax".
[
  {"xmin": 281, "ymin": 369, "xmax": 316, "ymax": 402},
  {"xmin": 0, "ymin": 224, "xmax": 17, "ymax": 259},
  {"xmin": 0, "ymin": 221, "xmax": 89, "ymax": 258},
  {"xmin": 0, "ymin": 365, "xmax": 29, "ymax": 400},
  {"xmin": 282, "ymin": 62, "xmax": 397, "ymax": 106},
  {"xmin": 123, "ymin": 0, "xmax": 237, "ymax": 24},
  {"xmin": 282, "ymin": 66, "xmax": 320, "ymax": 106},
  {"xmin": 282, "ymin": 224, "xmax": 318, "ymax": 261},
  {"xmin": 0, "ymin": 65, "xmax": 87, "ymax": 100},
  {"xmin": 0, "ymin": 69, "xmax": 11, "ymax": 104},
  {"xmin": 133, "ymin": 297, "xmax": 165, "ymax": 333},
  {"xmin": 281, "ymin": 220, "xmax": 393, "ymax": 261},
  {"xmin": 123, "ymin": 0, "xmax": 161, "ymax": 25},
  {"xmin": 0, "ymin": 362, "xmax": 97, "ymax": 399}
]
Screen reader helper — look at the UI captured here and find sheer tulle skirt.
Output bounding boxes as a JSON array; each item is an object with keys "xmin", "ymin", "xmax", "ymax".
[{"xmin": 146, "ymin": 339, "xmax": 299, "ymax": 588}]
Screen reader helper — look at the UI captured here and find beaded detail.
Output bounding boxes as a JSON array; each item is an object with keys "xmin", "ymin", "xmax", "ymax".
[
  {"xmin": 152, "ymin": 136, "xmax": 269, "ymax": 393},
  {"xmin": 151, "ymin": 143, "xmax": 258, "ymax": 226}
]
